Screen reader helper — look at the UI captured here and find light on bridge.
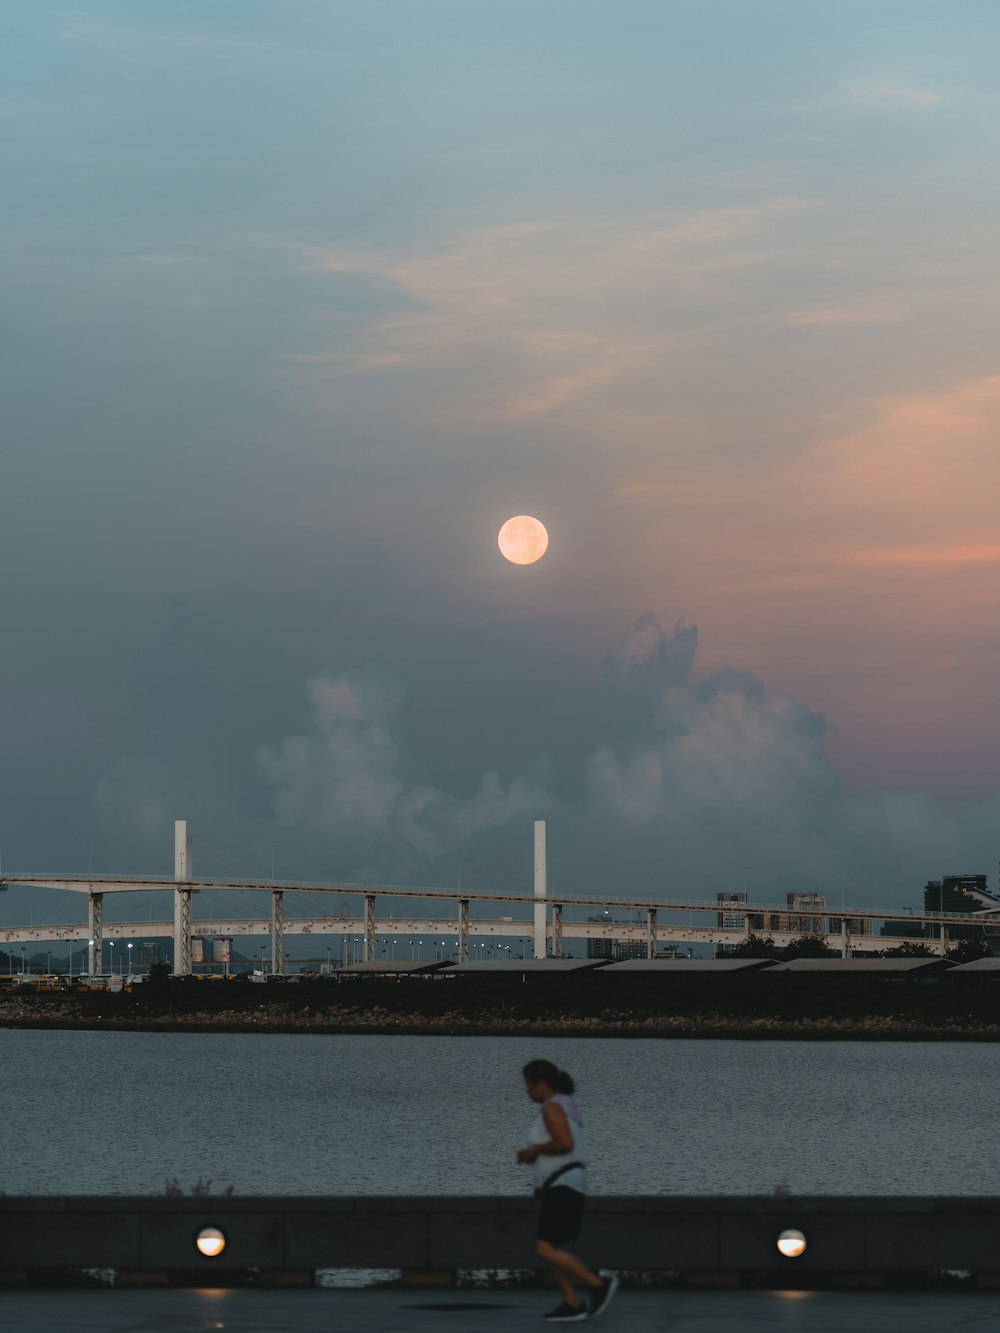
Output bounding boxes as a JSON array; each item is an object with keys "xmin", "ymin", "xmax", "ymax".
[
  {"xmin": 776, "ymin": 1228, "xmax": 807, "ymax": 1258},
  {"xmin": 195, "ymin": 1226, "xmax": 227, "ymax": 1258}
]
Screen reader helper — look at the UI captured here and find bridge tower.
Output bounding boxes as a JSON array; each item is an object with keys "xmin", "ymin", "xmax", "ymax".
[
  {"xmin": 173, "ymin": 819, "xmax": 193, "ymax": 975},
  {"xmin": 534, "ymin": 819, "xmax": 547, "ymax": 959}
]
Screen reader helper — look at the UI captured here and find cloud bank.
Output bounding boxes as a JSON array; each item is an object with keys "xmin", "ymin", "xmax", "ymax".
[
  {"xmin": 257, "ymin": 671, "xmax": 549, "ymax": 870},
  {"xmin": 248, "ymin": 616, "xmax": 1000, "ymax": 904}
]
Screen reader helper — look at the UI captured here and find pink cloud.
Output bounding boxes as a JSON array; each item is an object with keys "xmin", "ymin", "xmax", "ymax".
[{"xmin": 295, "ymin": 198, "xmax": 814, "ymax": 422}]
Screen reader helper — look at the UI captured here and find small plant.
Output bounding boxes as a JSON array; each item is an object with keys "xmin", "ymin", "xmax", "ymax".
[{"xmin": 163, "ymin": 1177, "xmax": 234, "ymax": 1197}]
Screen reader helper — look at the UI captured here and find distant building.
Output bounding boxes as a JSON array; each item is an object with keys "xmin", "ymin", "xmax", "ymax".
[
  {"xmin": 783, "ymin": 893, "xmax": 828, "ymax": 935},
  {"xmin": 924, "ymin": 875, "xmax": 998, "ymax": 914},
  {"xmin": 586, "ymin": 915, "xmax": 616, "ymax": 960},
  {"xmin": 924, "ymin": 874, "xmax": 1000, "ymax": 942},
  {"xmin": 138, "ymin": 942, "xmax": 158, "ymax": 966},
  {"xmin": 828, "ymin": 916, "xmax": 872, "ymax": 938},
  {"xmin": 878, "ymin": 873, "xmax": 1000, "ymax": 949},
  {"xmin": 742, "ymin": 893, "xmax": 833, "ymax": 938},
  {"xmin": 616, "ymin": 941, "xmax": 649, "ymax": 961},
  {"xmin": 717, "ymin": 892, "xmax": 748, "ymax": 930},
  {"xmin": 585, "ymin": 914, "xmax": 649, "ymax": 960}
]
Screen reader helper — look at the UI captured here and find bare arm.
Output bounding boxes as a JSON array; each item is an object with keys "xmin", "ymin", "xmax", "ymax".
[{"xmin": 516, "ymin": 1101, "xmax": 574, "ymax": 1164}]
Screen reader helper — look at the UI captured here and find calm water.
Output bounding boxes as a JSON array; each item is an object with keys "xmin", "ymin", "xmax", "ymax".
[{"xmin": 2, "ymin": 1031, "xmax": 997, "ymax": 1196}]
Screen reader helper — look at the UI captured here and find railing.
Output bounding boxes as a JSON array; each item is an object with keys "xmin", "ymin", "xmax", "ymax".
[{"xmin": 0, "ymin": 872, "xmax": 991, "ymax": 925}]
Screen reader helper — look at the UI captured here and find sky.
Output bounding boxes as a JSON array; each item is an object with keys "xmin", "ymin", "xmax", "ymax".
[{"xmin": 3, "ymin": 0, "xmax": 1000, "ymax": 923}]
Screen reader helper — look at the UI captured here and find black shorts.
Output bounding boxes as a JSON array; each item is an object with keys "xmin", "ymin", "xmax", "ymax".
[{"xmin": 537, "ymin": 1186, "xmax": 585, "ymax": 1245}]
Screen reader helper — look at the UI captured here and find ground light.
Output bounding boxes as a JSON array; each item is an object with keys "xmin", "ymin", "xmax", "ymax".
[
  {"xmin": 776, "ymin": 1228, "xmax": 807, "ymax": 1258},
  {"xmin": 195, "ymin": 1227, "xmax": 227, "ymax": 1258}
]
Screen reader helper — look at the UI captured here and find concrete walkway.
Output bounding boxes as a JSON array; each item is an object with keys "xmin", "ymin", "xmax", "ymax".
[{"xmin": 1, "ymin": 1288, "xmax": 999, "ymax": 1332}]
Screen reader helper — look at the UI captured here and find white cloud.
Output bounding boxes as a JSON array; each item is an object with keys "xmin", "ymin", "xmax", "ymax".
[
  {"xmin": 567, "ymin": 619, "xmax": 981, "ymax": 901},
  {"xmin": 841, "ymin": 79, "xmax": 946, "ymax": 108},
  {"xmin": 258, "ymin": 671, "xmax": 548, "ymax": 863},
  {"xmin": 249, "ymin": 620, "xmax": 973, "ymax": 904}
]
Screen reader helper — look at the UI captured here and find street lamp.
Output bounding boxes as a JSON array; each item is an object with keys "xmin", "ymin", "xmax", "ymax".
[
  {"xmin": 777, "ymin": 1229, "xmax": 807, "ymax": 1258},
  {"xmin": 195, "ymin": 1226, "xmax": 227, "ymax": 1258},
  {"xmin": 20, "ymin": 946, "xmax": 26, "ymax": 976},
  {"xmin": 108, "ymin": 941, "xmax": 115, "ymax": 977},
  {"xmin": 127, "ymin": 942, "xmax": 134, "ymax": 980}
]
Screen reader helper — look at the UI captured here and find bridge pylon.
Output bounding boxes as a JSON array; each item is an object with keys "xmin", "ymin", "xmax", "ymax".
[{"xmin": 173, "ymin": 819, "xmax": 193, "ymax": 975}]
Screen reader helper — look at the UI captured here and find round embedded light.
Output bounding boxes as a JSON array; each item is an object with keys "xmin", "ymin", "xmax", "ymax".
[
  {"xmin": 776, "ymin": 1228, "xmax": 807, "ymax": 1258},
  {"xmin": 195, "ymin": 1226, "xmax": 227, "ymax": 1258}
]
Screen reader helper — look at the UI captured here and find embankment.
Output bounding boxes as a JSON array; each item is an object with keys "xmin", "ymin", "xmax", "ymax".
[{"xmin": 1, "ymin": 970, "xmax": 999, "ymax": 1039}]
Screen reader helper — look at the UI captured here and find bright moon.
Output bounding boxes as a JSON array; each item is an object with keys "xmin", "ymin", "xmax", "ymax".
[{"xmin": 498, "ymin": 515, "xmax": 549, "ymax": 565}]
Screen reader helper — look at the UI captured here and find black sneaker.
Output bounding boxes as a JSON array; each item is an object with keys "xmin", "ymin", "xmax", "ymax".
[
  {"xmin": 544, "ymin": 1300, "xmax": 588, "ymax": 1322},
  {"xmin": 589, "ymin": 1274, "xmax": 619, "ymax": 1320}
]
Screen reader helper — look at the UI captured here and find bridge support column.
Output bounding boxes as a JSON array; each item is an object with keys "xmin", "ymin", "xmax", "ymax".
[
  {"xmin": 173, "ymin": 819, "xmax": 193, "ymax": 975},
  {"xmin": 271, "ymin": 890, "xmax": 284, "ymax": 975},
  {"xmin": 88, "ymin": 893, "xmax": 103, "ymax": 975},
  {"xmin": 458, "ymin": 899, "xmax": 469, "ymax": 963},
  {"xmin": 647, "ymin": 908, "xmax": 657, "ymax": 960},
  {"xmin": 533, "ymin": 820, "xmax": 547, "ymax": 959},
  {"xmin": 364, "ymin": 893, "xmax": 376, "ymax": 962},
  {"xmin": 552, "ymin": 904, "xmax": 563, "ymax": 958},
  {"xmin": 173, "ymin": 889, "xmax": 192, "ymax": 975}
]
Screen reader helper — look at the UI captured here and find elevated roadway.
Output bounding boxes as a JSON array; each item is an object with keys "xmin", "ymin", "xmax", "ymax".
[
  {"xmin": 1, "ymin": 816, "xmax": 987, "ymax": 973},
  {"xmin": 0, "ymin": 873, "xmax": 959, "ymax": 972}
]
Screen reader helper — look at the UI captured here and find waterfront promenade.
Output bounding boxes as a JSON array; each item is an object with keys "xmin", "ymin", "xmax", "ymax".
[{"xmin": 1, "ymin": 1288, "xmax": 996, "ymax": 1332}]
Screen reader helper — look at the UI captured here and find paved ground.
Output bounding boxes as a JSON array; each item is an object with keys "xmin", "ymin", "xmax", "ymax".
[{"xmin": 1, "ymin": 1288, "xmax": 999, "ymax": 1332}]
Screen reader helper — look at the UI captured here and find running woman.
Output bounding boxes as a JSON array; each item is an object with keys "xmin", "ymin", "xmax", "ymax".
[{"xmin": 516, "ymin": 1059, "xmax": 618, "ymax": 1323}]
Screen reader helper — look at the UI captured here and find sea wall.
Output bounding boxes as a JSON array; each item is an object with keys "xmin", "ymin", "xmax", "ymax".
[{"xmin": 3, "ymin": 1195, "xmax": 1000, "ymax": 1288}]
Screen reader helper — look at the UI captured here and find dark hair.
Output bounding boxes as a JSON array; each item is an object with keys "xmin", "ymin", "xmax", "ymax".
[{"xmin": 522, "ymin": 1059, "xmax": 574, "ymax": 1095}]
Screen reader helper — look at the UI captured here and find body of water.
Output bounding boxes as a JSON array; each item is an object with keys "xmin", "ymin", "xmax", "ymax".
[{"xmin": 2, "ymin": 1030, "xmax": 994, "ymax": 1196}]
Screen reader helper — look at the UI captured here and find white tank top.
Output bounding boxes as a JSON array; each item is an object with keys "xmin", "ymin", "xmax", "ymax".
[{"xmin": 530, "ymin": 1093, "xmax": 588, "ymax": 1195}]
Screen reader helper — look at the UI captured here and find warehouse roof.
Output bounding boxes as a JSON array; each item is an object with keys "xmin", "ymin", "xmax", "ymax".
[
  {"xmin": 764, "ymin": 957, "xmax": 949, "ymax": 973},
  {"xmin": 338, "ymin": 960, "xmax": 451, "ymax": 975},
  {"xmin": 448, "ymin": 958, "xmax": 608, "ymax": 974},
  {"xmin": 944, "ymin": 957, "xmax": 1000, "ymax": 972},
  {"xmin": 599, "ymin": 958, "xmax": 775, "ymax": 973}
]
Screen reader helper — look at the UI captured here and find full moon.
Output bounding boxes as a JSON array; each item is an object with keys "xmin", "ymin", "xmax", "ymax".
[{"xmin": 498, "ymin": 514, "xmax": 549, "ymax": 565}]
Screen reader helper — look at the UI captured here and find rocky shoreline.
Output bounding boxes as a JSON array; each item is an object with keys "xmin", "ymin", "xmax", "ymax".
[{"xmin": 2, "ymin": 999, "xmax": 1000, "ymax": 1041}]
